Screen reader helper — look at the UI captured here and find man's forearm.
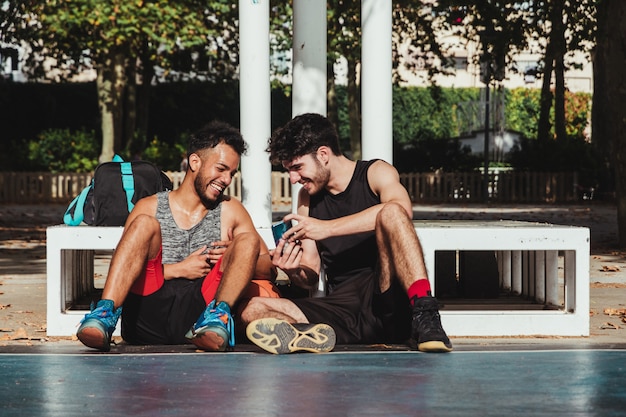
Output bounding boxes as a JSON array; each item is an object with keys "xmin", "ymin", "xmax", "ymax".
[{"xmin": 286, "ymin": 266, "xmax": 320, "ymax": 289}]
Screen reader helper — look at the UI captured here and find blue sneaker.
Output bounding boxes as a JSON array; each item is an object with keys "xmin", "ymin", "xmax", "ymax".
[
  {"xmin": 185, "ymin": 300, "xmax": 235, "ymax": 351},
  {"xmin": 76, "ymin": 299, "xmax": 122, "ymax": 352}
]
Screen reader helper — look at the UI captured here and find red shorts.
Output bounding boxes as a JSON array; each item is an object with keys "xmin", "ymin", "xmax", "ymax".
[
  {"xmin": 121, "ymin": 248, "xmax": 280, "ymax": 345},
  {"xmin": 129, "ymin": 248, "xmax": 280, "ymax": 304}
]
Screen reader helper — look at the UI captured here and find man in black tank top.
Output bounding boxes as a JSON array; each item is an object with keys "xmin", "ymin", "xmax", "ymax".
[
  {"xmin": 242, "ymin": 113, "xmax": 452, "ymax": 354},
  {"xmin": 76, "ymin": 121, "xmax": 277, "ymax": 352}
]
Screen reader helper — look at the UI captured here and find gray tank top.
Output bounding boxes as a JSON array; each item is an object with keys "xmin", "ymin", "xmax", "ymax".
[{"xmin": 155, "ymin": 191, "xmax": 222, "ymax": 264}]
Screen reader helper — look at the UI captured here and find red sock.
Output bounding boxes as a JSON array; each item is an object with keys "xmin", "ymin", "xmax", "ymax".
[{"xmin": 408, "ymin": 279, "xmax": 431, "ymax": 305}]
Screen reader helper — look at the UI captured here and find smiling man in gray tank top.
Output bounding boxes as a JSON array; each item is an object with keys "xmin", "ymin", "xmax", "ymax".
[{"xmin": 76, "ymin": 121, "xmax": 277, "ymax": 352}]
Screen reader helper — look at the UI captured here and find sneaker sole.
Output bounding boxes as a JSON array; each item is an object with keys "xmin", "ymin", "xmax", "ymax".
[
  {"xmin": 188, "ymin": 331, "xmax": 228, "ymax": 352},
  {"xmin": 76, "ymin": 325, "xmax": 110, "ymax": 352},
  {"xmin": 185, "ymin": 326, "xmax": 229, "ymax": 352},
  {"xmin": 418, "ymin": 340, "xmax": 453, "ymax": 353},
  {"xmin": 246, "ymin": 318, "xmax": 336, "ymax": 354}
]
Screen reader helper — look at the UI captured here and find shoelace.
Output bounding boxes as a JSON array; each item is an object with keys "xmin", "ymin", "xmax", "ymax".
[
  {"xmin": 413, "ymin": 307, "xmax": 444, "ymax": 335},
  {"xmin": 84, "ymin": 302, "xmax": 121, "ymax": 325}
]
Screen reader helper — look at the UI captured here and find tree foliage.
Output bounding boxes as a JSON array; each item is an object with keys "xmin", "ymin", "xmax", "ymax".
[
  {"xmin": 28, "ymin": 128, "xmax": 99, "ymax": 173},
  {"xmin": 2, "ymin": 0, "xmax": 239, "ymax": 162}
]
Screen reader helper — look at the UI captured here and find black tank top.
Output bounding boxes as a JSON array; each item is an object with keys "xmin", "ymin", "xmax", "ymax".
[{"xmin": 309, "ymin": 159, "xmax": 380, "ymax": 289}]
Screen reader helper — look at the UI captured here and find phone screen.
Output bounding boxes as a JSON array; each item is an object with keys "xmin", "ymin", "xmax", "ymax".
[{"xmin": 271, "ymin": 220, "xmax": 292, "ymax": 245}]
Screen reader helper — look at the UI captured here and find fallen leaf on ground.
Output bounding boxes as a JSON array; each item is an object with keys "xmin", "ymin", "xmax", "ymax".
[
  {"xmin": 9, "ymin": 328, "xmax": 29, "ymax": 340},
  {"xmin": 591, "ymin": 282, "xmax": 626, "ymax": 288},
  {"xmin": 600, "ymin": 322, "xmax": 621, "ymax": 330},
  {"xmin": 0, "ymin": 304, "xmax": 11, "ymax": 309},
  {"xmin": 601, "ymin": 265, "xmax": 621, "ymax": 272},
  {"xmin": 604, "ymin": 308, "xmax": 626, "ymax": 316},
  {"xmin": 368, "ymin": 344, "xmax": 393, "ymax": 349}
]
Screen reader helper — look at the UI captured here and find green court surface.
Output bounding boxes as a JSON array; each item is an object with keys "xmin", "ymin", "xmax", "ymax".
[{"xmin": 1, "ymin": 349, "xmax": 625, "ymax": 416}]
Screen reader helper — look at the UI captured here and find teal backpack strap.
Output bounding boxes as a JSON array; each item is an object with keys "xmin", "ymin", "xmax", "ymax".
[
  {"xmin": 120, "ymin": 162, "xmax": 135, "ymax": 213},
  {"xmin": 63, "ymin": 182, "xmax": 92, "ymax": 226}
]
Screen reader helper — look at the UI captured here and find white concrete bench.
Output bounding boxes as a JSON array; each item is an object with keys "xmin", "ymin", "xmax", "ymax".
[
  {"xmin": 415, "ymin": 220, "xmax": 589, "ymax": 337},
  {"xmin": 46, "ymin": 225, "xmax": 277, "ymax": 336},
  {"xmin": 46, "ymin": 221, "xmax": 589, "ymax": 338}
]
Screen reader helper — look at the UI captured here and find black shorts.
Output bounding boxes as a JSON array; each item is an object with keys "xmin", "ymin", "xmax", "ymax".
[
  {"xmin": 121, "ymin": 278, "xmax": 206, "ymax": 345},
  {"xmin": 292, "ymin": 272, "xmax": 412, "ymax": 344}
]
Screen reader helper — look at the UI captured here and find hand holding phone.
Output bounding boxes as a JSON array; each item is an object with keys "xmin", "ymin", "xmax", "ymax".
[{"xmin": 271, "ymin": 220, "xmax": 293, "ymax": 245}]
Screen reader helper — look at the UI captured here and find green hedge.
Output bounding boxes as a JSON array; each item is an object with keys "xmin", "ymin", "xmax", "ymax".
[{"xmin": 0, "ymin": 81, "xmax": 592, "ymax": 174}]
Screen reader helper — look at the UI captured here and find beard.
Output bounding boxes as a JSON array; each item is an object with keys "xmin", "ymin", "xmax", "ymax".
[
  {"xmin": 194, "ymin": 172, "xmax": 222, "ymax": 209},
  {"xmin": 306, "ymin": 157, "xmax": 330, "ymax": 195}
]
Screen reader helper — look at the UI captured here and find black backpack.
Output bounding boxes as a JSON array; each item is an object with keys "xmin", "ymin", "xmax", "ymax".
[{"xmin": 64, "ymin": 155, "xmax": 173, "ymax": 226}]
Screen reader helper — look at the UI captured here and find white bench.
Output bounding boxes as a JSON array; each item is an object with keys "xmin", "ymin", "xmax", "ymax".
[
  {"xmin": 415, "ymin": 220, "xmax": 589, "ymax": 337},
  {"xmin": 46, "ymin": 221, "xmax": 589, "ymax": 337},
  {"xmin": 45, "ymin": 225, "xmax": 278, "ymax": 336}
]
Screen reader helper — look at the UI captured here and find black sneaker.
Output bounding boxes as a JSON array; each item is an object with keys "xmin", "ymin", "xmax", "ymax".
[{"xmin": 411, "ymin": 296, "xmax": 453, "ymax": 353}]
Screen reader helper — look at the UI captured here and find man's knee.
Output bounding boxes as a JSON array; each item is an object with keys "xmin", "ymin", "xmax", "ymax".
[
  {"xmin": 238, "ymin": 296, "xmax": 270, "ymax": 323},
  {"xmin": 376, "ymin": 202, "xmax": 410, "ymax": 228},
  {"xmin": 127, "ymin": 214, "xmax": 160, "ymax": 234},
  {"xmin": 231, "ymin": 231, "xmax": 261, "ymax": 255}
]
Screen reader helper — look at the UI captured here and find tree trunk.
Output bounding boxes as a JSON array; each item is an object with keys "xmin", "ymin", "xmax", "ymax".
[
  {"xmin": 327, "ymin": 60, "xmax": 339, "ymax": 130},
  {"xmin": 538, "ymin": 30, "xmax": 555, "ymax": 143},
  {"xmin": 124, "ymin": 59, "xmax": 138, "ymax": 156},
  {"xmin": 347, "ymin": 58, "xmax": 360, "ymax": 160},
  {"xmin": 137, "ymin": 53, "xmax": 154, "ymax": 142},
  {"xmin": 599, "ymin": 1, "xmax": 626, "ymax": 247},
  {"xmin": 592, "ymin": 0, "xmax": 613, "ymax": 197},
  {"xmin": 97, "ymin": 64, "xmax": 115, "ymax": 163},
  {"xmin": 553, "ymin": 0, "xmax": 567, "ymax": 141},
  {"xmin": 97, "ymin": 52, "xmax": 126, "ymax": 163}
]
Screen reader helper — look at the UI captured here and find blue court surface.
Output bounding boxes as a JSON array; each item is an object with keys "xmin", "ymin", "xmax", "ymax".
[{"xmin": 1, "ymin": 348, "xmax": 625, "ymax": 416}]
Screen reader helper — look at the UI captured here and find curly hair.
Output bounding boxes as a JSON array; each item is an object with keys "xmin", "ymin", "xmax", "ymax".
[
  {"xmin": 266, "ymin": 113, "xmax": 341, "ymax": 164},
  {"xmin": 188, "ymin": 120, "xmax": 248, "ymax": 157}
]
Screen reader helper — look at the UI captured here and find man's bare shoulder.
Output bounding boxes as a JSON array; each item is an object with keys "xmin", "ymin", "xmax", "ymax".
[
  {"xmin": 369, "ymin": 159, "xmax": 399, "ymax": 175},
  {"xmin": 219, "ymin": 196, "xmax": 255, "ymax": 231},
  {"xmin": 220, "ymin": 195, "xmax": 244, "ymax": 209},
  {"xmin": 124, "ymin": 194, "xmax": 158, "ymax": 226},
  {"xmin": 133, "ymin": 194, "xmax": 158, "ymax": 215},
  {"xmin": 368, "ymin": 159, "xmax": 401, "ymax": 183},
  {"xmin": 219, "ymin": 196, "xmax": 252, "ymax": 218}
]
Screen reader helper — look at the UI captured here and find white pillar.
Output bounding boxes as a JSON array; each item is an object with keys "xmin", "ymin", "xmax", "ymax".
[
  {"xmin": 361, "ymin": 0, "xmax": 392, "ymax": 163},
  {"xmin": 293, "ymin": 0, "xmax": 327, "ymax": 117},
  {"xmin": 291, "ymin": 0, "xmax": 327, "ymax": 213},
  {"xmin": 239, "ymin": 0, "xmax": 272, "ymax": 228}
]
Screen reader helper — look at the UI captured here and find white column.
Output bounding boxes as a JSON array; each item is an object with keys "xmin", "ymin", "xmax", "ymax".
[
  {"xmin": 361, "ymin": 0, "xmax": 392, "ymax": 163},
  {"xmin": 239, "ymin": 0, "xmax": 272, "ymax": 228},
  {"xmin": 292, "ymin": 0, "xmax": 327, "ymax": 297},
  {"xmin": 291, "ymin": 0, "xmax": 327, "ymax": 213},
  {"xmin": 293, "ymin": 0, "xmax": 327, "ymax": 117}
]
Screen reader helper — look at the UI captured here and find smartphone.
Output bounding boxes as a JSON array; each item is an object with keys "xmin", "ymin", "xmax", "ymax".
[{"xmin": 271, "ymin": 220, "xmax": 293, "ymax": 245}]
